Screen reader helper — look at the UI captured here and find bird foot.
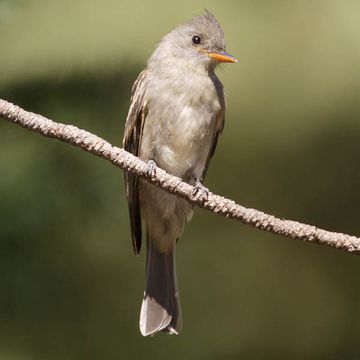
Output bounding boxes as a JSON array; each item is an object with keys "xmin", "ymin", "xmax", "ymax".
[
  {"xmin": 193, "ymin": 179, "xmax": 209, "ymax": 201},
  {"xmin": 145, "ymin": 160, "xmax": 157, "ymax": 178}
]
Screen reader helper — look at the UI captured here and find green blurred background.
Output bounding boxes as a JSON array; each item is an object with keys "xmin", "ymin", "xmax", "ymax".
[{"xmin": 1, "ymin": 1, "xmax": 360, "ymax": 359}]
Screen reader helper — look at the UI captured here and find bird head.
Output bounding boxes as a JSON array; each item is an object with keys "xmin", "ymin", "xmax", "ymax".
[{"xmin": 149, "ymin": 10, "xmax": 238, "ymax": 73}]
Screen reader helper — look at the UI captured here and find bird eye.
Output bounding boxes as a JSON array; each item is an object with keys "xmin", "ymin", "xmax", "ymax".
[{"xmin": 192, "ymin": 35, "xmax": 202, "ymax": 45}]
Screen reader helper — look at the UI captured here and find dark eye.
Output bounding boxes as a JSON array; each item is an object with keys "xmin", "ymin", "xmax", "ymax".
[{"xmin": 192, "ymin": 35, "xmax": 202, "ymax": 45}]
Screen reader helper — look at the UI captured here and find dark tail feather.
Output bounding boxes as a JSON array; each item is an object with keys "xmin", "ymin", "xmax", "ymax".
[{"xmin": 139, "ymin": 239, "xmax": 181, "ymax": 336}]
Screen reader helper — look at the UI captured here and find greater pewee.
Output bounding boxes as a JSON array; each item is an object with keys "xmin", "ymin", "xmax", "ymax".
[{"xmin": 123, "ymin": 10, "xmax": 237, "ymax": 336}]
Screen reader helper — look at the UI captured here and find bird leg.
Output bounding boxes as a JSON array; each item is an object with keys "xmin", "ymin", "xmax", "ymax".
[
  {"xmin": 193, "ymin": 178, "xmax": 209, "ymax": 201},
  {"xmin": 145, "ymin": 159, "xmax": 157, "ymax": 178}
]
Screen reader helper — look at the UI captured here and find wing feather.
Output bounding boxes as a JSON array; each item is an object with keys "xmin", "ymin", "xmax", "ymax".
[
  {"xmin": 202, "ymin": 109, "xmax": 225, "ymax": 181},
  {"xmin": 202, "ymin": 76, "xmax": 226, "ymax": 181},
  {"xmin": 123, "ymin": 70, "xmax": 149, "ymax": 254}
]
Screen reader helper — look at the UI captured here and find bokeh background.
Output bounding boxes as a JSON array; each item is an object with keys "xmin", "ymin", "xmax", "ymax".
[{"xmin": 1, "ymin": 1, "xmax": 360, "ymax": 359}]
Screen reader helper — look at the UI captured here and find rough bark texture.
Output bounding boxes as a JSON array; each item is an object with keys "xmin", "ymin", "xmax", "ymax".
[{"xmin": 1, "ymin": 98, "xmax": 359, "ymax": 254}]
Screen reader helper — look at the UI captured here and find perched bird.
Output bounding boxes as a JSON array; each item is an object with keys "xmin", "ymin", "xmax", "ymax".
[{"xmin": 123, "ymin": 10, "xmax": 237, "ymax": 336}]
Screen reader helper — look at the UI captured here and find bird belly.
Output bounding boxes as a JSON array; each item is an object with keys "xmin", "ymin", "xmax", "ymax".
[
  {"xmin": 138, "ymin": 105, "xmax": 216, "ymax": 250},
  {"xmin": 154, "ymin": 105, "xmax": 217, "ymax": 180}
]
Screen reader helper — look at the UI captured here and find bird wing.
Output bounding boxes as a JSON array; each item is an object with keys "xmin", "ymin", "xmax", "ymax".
[
  {"xmin": 202, "ymin": 76, "xmax": 226, "ymax": 181},
  {"xmin": 202, "ymin": 109, "xmax": 225, "ymax": 181},
  {"xmin": 123, "ymin": 70, "xmax": 149, "ymax": 255}
]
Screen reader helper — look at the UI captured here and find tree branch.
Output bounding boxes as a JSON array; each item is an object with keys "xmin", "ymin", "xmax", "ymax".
[{"xmin": 1, "ymin": 98, "xmax": 359, "ymax": 254}]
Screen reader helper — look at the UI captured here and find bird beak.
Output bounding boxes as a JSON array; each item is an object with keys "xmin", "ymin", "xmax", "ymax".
[{"xmin": 208, "ymin": 51, "xmax": 238, "ymax": 63}]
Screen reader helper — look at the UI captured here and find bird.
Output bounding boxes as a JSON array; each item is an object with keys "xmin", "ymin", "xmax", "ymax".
[{"xmin": 123, "ymin": 10, "xmax": 237, "ymax": 336}]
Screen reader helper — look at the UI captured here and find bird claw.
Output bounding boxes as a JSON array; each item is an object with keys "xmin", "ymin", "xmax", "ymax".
[
  {"xmin": 193, "ymin": 179, "xmax": 209, "ymax": 201},
  {"xmin": 145, "ymin": 160, "xmax": 157, "ymax": 178}
]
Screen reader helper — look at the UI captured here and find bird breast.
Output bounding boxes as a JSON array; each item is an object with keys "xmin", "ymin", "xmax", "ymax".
[{"xmin": 140, "ymin": 73, "xmax": 222, "ymax": 180}]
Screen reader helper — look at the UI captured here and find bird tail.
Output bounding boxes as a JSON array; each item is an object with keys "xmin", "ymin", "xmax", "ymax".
[{"xmin": 139, "ymin": 238, "xmax": 182, "ymax": 336}]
